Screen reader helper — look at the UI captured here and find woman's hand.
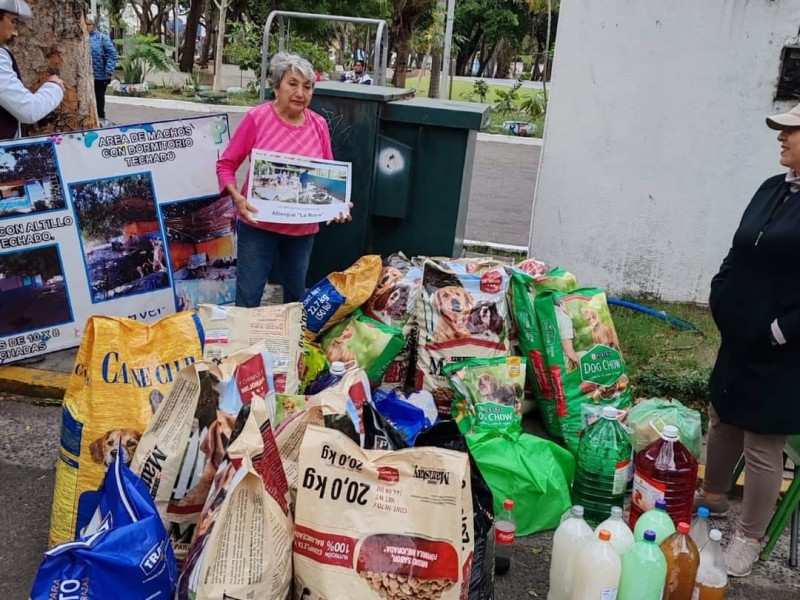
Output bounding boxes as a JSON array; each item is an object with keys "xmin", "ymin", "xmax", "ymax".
[
  {"xmin": 328, "ymin": 202, "xmax": 354, "ymax": 225},
  {"xmin": 228, "ymin": 187, "xmax": 258, "ymax": 223}
]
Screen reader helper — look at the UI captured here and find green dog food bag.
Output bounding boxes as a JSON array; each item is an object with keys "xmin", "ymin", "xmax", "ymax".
[
  {"xmin": 319, "ymin": 310, "xmax": 405, "ymax": 387},
  {"xmin": 444, "ymin": 356, "xmax": 525, "ymax": 434},
  {"xmin": 534, "ymin": 288, "xmax": 631, "ymax": 454}
]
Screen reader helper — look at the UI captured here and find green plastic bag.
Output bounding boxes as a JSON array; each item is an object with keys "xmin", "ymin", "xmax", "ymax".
[
  {"xmin": 320, "ymin": 310, "xmax": 405, "ymax": 387},
  {"xmin": 466, "ymin": 429, "xmax": 575, "ymax": 536},
  {"xmin": 627, "ymin": 398, "xmax": 703, "ymax": 459}
]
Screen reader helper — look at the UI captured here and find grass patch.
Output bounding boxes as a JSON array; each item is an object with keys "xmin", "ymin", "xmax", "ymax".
[{"xmin": 610, "ymin": 295, "xmax": 718, "ymax": 415}]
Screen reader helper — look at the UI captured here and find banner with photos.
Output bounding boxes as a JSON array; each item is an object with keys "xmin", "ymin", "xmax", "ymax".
[{"xmin": 0, "ymin": 115, "xmax": 232, "ymax": 362}]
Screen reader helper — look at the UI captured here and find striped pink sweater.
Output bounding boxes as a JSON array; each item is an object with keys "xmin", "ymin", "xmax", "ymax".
[{"xmin": 216, "ymin": 101, "xmax": 334, "ymax": 236}]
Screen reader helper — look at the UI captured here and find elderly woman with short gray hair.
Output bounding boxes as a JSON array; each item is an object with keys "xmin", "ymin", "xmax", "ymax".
[{"xmin": 217, "ymin": 52, "xmax": 350, "ymax": 306}]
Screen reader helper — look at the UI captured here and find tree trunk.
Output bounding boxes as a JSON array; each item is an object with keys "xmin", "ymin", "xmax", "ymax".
[
  {"xmin": 199, "ymin": 2, "xmax": 215, "ymax": 67},
  {"xmin": 391, "ymin": 37, "xmax": 410, "ymax": 88},
  {"xmin": 15, "ymin": 0, "xmax": 97, "ymax": 133},
  {"xmin": 427, "ymin": 50, "xmax": 441, "ymax": 98},
  {"xmin": 180, "ymin": 0, "xmax": 206, "ymax": 72}
]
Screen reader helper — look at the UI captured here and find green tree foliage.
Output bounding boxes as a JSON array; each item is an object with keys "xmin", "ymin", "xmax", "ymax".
[
  {"xmin": 0, "ymin": 144, "xmax": 57, "ymax": 183},
  {"xmin": 117, "ymin": 34, "xmax": 177, "ymax": 83},
  {"xmin": 0, "ymin": 246, "xmax": 62, "ymax": 280},
  {"xmin": 72, "ymin": 174, "xmax": 157, "ymax": 242}
]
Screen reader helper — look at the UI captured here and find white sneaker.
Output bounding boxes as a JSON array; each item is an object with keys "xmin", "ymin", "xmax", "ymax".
[{"xmin": 724, "ymin": 532, "xmax": 761, "ymax": 577}]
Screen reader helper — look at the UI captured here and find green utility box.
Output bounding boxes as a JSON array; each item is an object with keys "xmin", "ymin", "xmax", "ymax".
[{"xmin": 306, "ymin": 82, "xmax": 489, "ymax": 284}]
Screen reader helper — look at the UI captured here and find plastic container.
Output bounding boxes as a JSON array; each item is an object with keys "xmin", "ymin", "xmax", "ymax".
[
  {"xmin": 630, "ymin": 425, "xmax": 698, "ymax": 529},
  {"xmin": 633, "ymin": 499, "xmax": 676, "ymax": 544},
  {"xmin": 594, "ymin": 506, "xmax": 635, "ymax": 556},
  {"xmin": 618, "ymin": 530, "xmax": 668, "ymax": 600},
  {"xmin": 693, "ymin": 529, "xmax": 728, "ymax": 600},
  {"xmin": 572, "ymin": 406, "xmax": 633, "ymax": 525},
  {"xmin": 661, "ymin": 522, "xmax": 699, "ymax": 600},
  {"xmin": 495, "ymin": 498, "xmax": 516, "ymax": 575},
  {"xmin": 569, "ymin": 529, "xmax": 622, "ymax": 600},
  {"xmin": 304, "ymin": 361, "xmax": 346, "ymax": 395},
  {"xmin": 548, "ymin": 505, "xmax": 595, "ymax": 600},
  {"xmin": 690, "ymin": 506, "xmax": 710, "ymax": 552}
]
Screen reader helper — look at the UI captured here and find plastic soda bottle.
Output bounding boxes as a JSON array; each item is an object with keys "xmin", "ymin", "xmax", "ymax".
[
  {"xmin": 690, "ymin": 506, "xmax": 711, "ymax": 551},
  {"xmin": 595, "ymin": 506, "xmax": 635, "ymax": 555},
  {"xmin": 661, "ymin": 522, "xmax": 699, "ymax": 600},
  {"xmin": 618, "ymin": 530, "xmax": 668, "ymax": 600},
  {"xmin": 693, "ymin": 529, "xmax": 728, "ymax": 600},
  {"xmin": 495, "ymin": 498, "xmax": 516, "ymax": 575},
  {"xmin": 633, "ymin": 499, "xmax": 676, "ymax": 544},
  {"xmin": 572, "ymin": 406, "xmax": 633, "ymax": 525},
  {"xmin": 630, "ymin": 425, "xmax": 698, "ymax": 529},
  {"xmin": 569, "ymin": 529, "xmax": 621, "ymax": 600},
  {"xmin": 548, "ymin": 505, "xmax": 595, "ymax": 600}
]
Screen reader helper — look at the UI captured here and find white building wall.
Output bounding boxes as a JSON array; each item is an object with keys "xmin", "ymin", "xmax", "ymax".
[{"xmin": 530, "ymin": 0, "xmax": 800, "ymax": 302}]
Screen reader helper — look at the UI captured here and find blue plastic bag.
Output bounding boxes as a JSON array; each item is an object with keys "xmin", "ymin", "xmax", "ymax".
[
  {"xmin": 30, "ymin": 450, "xmax": 178, "ymax": 600},
  {"xmin": 373, "ymin": 388, "xmax": 431, "ymax": 445}
]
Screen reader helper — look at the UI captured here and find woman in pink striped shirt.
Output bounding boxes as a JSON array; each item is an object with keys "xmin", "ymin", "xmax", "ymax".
[{"xmin": 216, "ymin": 53, "xmax": 351, "ymax": 307}]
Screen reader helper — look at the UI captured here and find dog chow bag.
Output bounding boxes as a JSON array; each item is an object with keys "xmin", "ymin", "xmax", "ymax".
[
  {"xmin": 293, "ymin": 425, "xmax": 473, "ymax": 600},
  {"xmin": 416, "ymin": 259, "xmax": 511, "ymax": 419},
  {"xmin": 534, "ymin": 289, "xmax": 632, "ymax": 453},
  {"xmin": 48, "ymin": 313, "xmax": 204, "ymax": 547}
]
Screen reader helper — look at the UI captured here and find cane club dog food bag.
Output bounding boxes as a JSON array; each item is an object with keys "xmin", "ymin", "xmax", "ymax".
[
  {"xmin": 415, "ymin": 259, "xmax": 511, "ymax": 419},
  {"xmin": 363, "ymin": 253, "xmax": 424, "ymax": 390},
  {"xmin": 445, "ymin": 356, "xmax": 525, "ymax": 434},
  {"xmin": 302, "ymin": 255, "xmax": 382, "ymax": 338},
  {"xmin": 293, "ymin": 425, "xmax": 473, "ymax": 600},
  {"xmin": 534, "ymin": 289, "xmax": 631, "ymax": 453},
  {"xmin": 48, "ymin": 313, "xmax": 204, "ymax": 547},
  {"xmin": 198, "ymin": 302, "xmax": 304, "ymax": 394}
]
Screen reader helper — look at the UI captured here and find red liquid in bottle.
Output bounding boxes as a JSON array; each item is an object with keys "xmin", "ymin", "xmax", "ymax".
[{"xmin": 629, "ymin": 425, "xmax": 698, "ymax": 529}]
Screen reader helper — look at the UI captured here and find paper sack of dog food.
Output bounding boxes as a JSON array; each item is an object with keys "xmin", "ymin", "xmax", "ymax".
[
  {"xmin": 444, "ymin": 356, "xmax": 525, "ymax": 434},
  {"xmin": 48, "ymin": 313, "xmax": 205, "ymax": 547},
  {"xmin": 415, "ymin": 259, "xmax": 511, "ymax": 419},
  {"xmin": 534, "ymin": 289, "xmax": 631, "ymax": 453},
  {"xmin": 293, "ymin": 425, "xmax": 473, "ymax": 600}
]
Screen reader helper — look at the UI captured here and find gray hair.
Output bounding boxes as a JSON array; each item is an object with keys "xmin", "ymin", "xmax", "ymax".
[
  {"xmin": 85, "ymin": 14, "xmax": 95, "ymax": 25},
  {"xmin": 270, "ymin": 52, "xmax": 316, "ymax": 89}
]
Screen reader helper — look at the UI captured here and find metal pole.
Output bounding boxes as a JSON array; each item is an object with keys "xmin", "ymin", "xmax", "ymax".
[
  {"xmin": 790, "ymin": 506, "xmax": 799, "ymax": 568},
  {"xmin": 174, "ymin": 0, "xmax": 179, "ymax": 62},
  {"xmin": 212, "ymin": 0, "xmax": 227, "ymax": 91},
  {"xmin": 441, "ymin": 0, "xmax": 455, "ymax": 97},
  {"xmin": 90, "ymin": 0, "xmax": 97, "ymax": 17}
]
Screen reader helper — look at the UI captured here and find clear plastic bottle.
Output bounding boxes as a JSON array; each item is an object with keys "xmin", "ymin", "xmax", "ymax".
[
  {"xmin": 690, "ymin": 506, "xmax": 710, "ymax": 552},
  {"xmin": 661, "ymin": 522, "xmax": 699, "ymax": 600},
  {"xmin": 595, "ymin": 506, "xmax": 635, "ymax": 556},
  {"xmin": 693, "ymin": 529, "xmax": 728, "ymax": 600},
  {"xmin": 618, "ymin": 530, "xmax": 668, "ymax": 600},
  {"xmin": 548, "ymin": 505, "xmax": 595, "ymax": 600},
  {"xmin": 630, "ymin": 425, "xmax": 698, "ymax": 529},
  {"xmin": 572, "ymin": 406, "xmax": 633, "ymax": 525},
  {"xmin": 633, "ymin": 499, "xmax": 676, "ymax": 544},
  {"xmin": 569, "ymin": 529, "xmax": 622, "ymax": 600},
  {"xmin": 495, "ymin": 498, "xmax": 516, "ymax": 575}
]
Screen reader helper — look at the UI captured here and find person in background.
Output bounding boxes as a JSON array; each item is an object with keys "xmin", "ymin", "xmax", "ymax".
[
  {"xmin": 87, "ymin": 14, "xmax": 116, "ymax": 127},
  {"xmin": 698, "ymin": 102, "xmax": 800, "ymax": 577},
  {"xmin": 340, "ymin": 59, "xmax": 373, "ymax": 85},
  {"xmin": 0, "ymin": 0, "xmax": 64, "ymax": 140},
  {"xmin": 216, "ymin": 53, "xmax": 352, "ymax": 307}
]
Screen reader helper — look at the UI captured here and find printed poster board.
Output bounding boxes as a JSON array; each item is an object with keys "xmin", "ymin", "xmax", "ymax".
[{"xmin": 0, "ymin": 115, "xmax": 232, "ymax": 362}]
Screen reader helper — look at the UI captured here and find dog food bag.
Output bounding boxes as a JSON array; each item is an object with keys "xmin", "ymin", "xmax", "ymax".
[
  {"xmin": 178, "ymin": 394, "xmax": 292, "ymax": 600},
  {"xmin": 373, "ymin": 388, "xmax": 432, "ymax": 446},
  {"xmin": 415, "ymin": 259, "xmax": 511, "ymax": 420},
  {"xmin": 130, "ymin": 343, "xmax": 276, "ymax": 561},
  {"xmin": 362, "ymin": 401, "xmax": 409, "ymax": 451},
  {"xmin": 293, "ymin": 425, "xmax": 473, "ymax": 600},
  {"xmin": 302, "ymin": 254, "xmax": 383, "ymax": 338},
  {"xmin": 48, "ymin": 313, "xmax": 204, "ymax": 547},
  {"xmin": 363, "ymin": 252, "xmax": 424, "ymax": 391},
  {"xmin": 444, "ymin": 356, "xmax": 525, "ymax": 434},
  {"xmin": 534, "ymin": 289, "xmax": 632, "ymax": 454},
  {"xmin": 300, "ymin": 342, "xmax": 328, "ymax": 393},
  {"xmin": 198, "ymin": 302, "xmax": 304, "ymax": 394},
  {"xmin": 320, "ymin": 310, "xmax": 405, "ymax": 387}
]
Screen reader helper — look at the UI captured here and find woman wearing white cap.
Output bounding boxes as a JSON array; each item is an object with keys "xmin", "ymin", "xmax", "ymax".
[
  {"xmin": 0, "ymin": 0, "xmax": 65, "ymax": 140},
  {"xmin": 697, "ymin": 103, "xmax": 800, "ymax": 577}
]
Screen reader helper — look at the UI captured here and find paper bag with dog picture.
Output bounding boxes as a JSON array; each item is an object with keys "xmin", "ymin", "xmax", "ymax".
[
  {"xmin": 130, "ymin": 343, "xmax": 277, "ymax": 561},
  {"xmin": 48, "ymin": 312, "xmax": 205, "ymax": 548},
  {"xmin": 415, "ymin": 259, "xmax": 511, "ymax": 420}
]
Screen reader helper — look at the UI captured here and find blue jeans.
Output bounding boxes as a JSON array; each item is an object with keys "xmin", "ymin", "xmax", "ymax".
[{"xmin": 236, "ymin": 221, "xmax": 314, "ymax": 307}]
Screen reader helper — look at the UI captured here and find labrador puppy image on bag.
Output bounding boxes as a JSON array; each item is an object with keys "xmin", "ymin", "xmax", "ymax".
[
  {"xmin": 431, "ymin": 286, "xmax": 474, "ymax": 343},
  {"xmin": 90, "ymin": 429, "xmax": 142, "ymax": 467},
  {"xmin": 581, "ymin": 307, "xmax": 620, "ymax": 350},
  {"xmin": 325, "ymin": 324, "xmax": 357, "ymax": 364}
]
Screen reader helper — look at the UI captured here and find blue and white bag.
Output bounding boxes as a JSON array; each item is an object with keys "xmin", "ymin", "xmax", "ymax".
[{"xmin": 30, "ymin": 451, "xmax": 177, "ymax": 600}]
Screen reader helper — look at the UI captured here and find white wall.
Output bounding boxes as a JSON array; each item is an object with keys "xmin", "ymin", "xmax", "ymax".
[{"xmin": 531, "ymin": 0, "xmax": 800, "ymax": 302}]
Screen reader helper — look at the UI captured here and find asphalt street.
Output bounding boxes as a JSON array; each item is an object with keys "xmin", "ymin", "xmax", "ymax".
[{"xmin": 103, "ymin": 101, "xmax": 540, "ymax": 248}]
